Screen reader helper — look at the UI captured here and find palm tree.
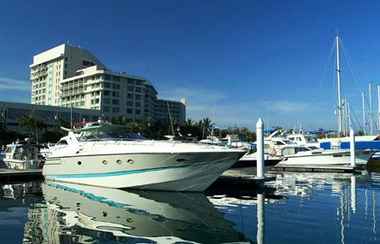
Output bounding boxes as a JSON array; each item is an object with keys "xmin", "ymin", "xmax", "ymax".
[
  {"xmin": 199, "ymin": 118, "xmax": 214, "ymax": 139},
  {"xmin": 185, "ymin": 119, "xmax": 194, "ymax": 127},
  {"xmin": 18, "ymin": 115, "xmax": 47, "ymax": 143}
]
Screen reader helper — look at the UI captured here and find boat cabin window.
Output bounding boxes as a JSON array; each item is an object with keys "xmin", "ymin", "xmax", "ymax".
[
  {"xmin": 5, "ymin": 146, "xmax": 14, "ymax": 153},
  {"xmin": 282, "ymin": 146, "xmax": 311, "ymax": 156},
  {"xmin": 282, "ymin": 147, "xmax": 296, "ymax": 156},
  {"xmin": 305, "ymin": 136, "xmax": 318, "ymax": 143},
  {"xmin": 294, "ymin": 147, "xmax": 311, "ymax": 153},
  {"xmin": 13, "ymin": 145, "xmax": 37, "ymax": 160},
  {"xmin": 79, "ymin": 125, "xmax": 145, "ymax": 141},
  {"xmin": 56, "ymin": 139, "xmax": 68, "ymax": 145},
  {"xmin": 307, "ymin": 146, "xmax": 319, "ymax": 150}
]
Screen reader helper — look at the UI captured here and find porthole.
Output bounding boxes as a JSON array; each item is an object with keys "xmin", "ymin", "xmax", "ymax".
[
  {"xmin": 102, "ymin": 160, "xmax": 108, "ymax": 165},
  {"xmin": 116, "ymin": 159, "xmax": 122, "ymax": 164},
  {"xmin": 127, "ymin": 159, "xmax": 134, "ymax": 164},
  {"xmin": 77, "ymin": 161, "xmax": 82, "ymax": 165}
]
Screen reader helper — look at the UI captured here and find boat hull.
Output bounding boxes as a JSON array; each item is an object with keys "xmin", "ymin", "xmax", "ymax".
[
  {"xmin": 43, "ymin": 151, "xmax": 244, "ymax": 191},
  {"xmin": 233, "ymin": 152, "xmax": 281, "ymax": 168},
  {"xmin": 277, "ymin": 150, "xmax": 372, "ymax": 166},
  {"xmin": 4, "ymin": 159, "xmax": 40, "ymax": 170}
]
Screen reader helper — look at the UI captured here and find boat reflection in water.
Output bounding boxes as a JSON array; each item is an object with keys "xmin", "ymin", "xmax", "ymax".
[{"xmin": 25, "ymin": 182, "xmax": 250, "ymax": 243}]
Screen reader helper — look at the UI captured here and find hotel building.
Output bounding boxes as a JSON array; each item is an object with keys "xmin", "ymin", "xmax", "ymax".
[{"xmin": 30, "ymin": 43, "xmax": 185, "ymax": 124}]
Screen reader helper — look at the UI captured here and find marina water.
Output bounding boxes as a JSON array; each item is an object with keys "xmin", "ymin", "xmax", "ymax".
[{"xmin": 1, "ymin": 169, "xmax": 380, "ymax": 243}]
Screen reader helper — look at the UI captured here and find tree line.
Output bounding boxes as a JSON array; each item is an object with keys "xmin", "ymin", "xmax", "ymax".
[{"xmin": 0, "ymin": 115, "xmax": 256, "ymax": 145}]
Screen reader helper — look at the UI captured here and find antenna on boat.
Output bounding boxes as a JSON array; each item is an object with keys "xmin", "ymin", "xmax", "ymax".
[
  {"xmin": 347, "ymin": 100, "xmax": 352, "ymax": 130},
  {"xmin": 369, "ymin": 83, "xmax": 374, "ymax": 135},
  {"xmin": 166, "ymin": 102, "xmax": 175, "ymax": 136},
  {"xmin": 336, "ymin": 35, "xmax": 344, "ymax": 136},
  {"xmin": 70, "ymin": 104, "xmax": 73, "ymax": 129},
  {"xmin": 377, "ymin": 85, "xmax": 380, "ymax": 131},
  {"xmin": 362, "ymin": 92, "xmax": 367, "ymax": 134}
]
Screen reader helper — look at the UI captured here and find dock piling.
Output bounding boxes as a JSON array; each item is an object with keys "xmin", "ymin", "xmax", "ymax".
[
  {"xmin": 257, "ymin": 193, "xmax": 265, "ymax": 244},
  {"xmin": 227, "ymin": 134, "xmax": 232, "ymax": 146},
  {"xmin": 350, "ymin": 127, "xmax": 356, "ymax": 167},
  {"xmin": 256, "ymin": 118, "xmax": 264, "ymax": 179}
]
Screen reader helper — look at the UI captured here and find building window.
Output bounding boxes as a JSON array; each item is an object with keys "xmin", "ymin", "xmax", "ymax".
[
  {"xmin": 112, "ymin": 107, "xmax": 120, "ymax": 113},
  {"xmin": 112, "ymin": 99, "xmax": 119, "ymax": 105},
  {"xmin": 103, "ymin": 98, "xmax": 110, "ymax": 104},
  {"xmin": 135, "ymin": 94, "xmax": 141, "ymax": 100},
  {"xmin": 135, "ymin": 102, "xmax": 141, "ymax": 107},
  {"xmin": 104, "ymin": 90, "xmax": 110, "ymax": 96},
  {"xmin": 104, "ymin": 82, "xmax": 111, "ymax": 88},
  {"xmin": 112, "ymin": 91, "xmax": 119, "ymax": 97},
  {"xmin": 135, "ymin": 109, "xmax": 141, "ymax": 115},
  {"xmin": 113, "ymin": 84, "xmax": 120, "ymax": 89},
  {"xmin": 127, "ymin": 101, "xmax": 133, "ymax": 106},
  {"xmin": 127, "ymin": 108, "xmax": 133, "ymax": 114},
  {"xmin": 127, "ymin": 93, "xmax": 133, "ymax": 99},
  {"xmin": 103, "ymin": 106, "xmax": 110, "ymax": 112},
  {"xmin": 127, "ymin": 86, "xmax": 134, "ymax": 91}
]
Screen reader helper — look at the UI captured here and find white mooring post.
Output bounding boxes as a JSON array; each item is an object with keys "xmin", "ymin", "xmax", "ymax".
[
  {"xmin": 350, "ymin": 175, "xmax": 357, "ymax": 213},
  {"xmin": 256, "ymin": 118, "xmax": 264, "ymax": 179},
  {"xmin": 350, "ymin": 127, "xmax": 356, "ymax": 167},
  {"xmin": 227, "ymin": 134, "xmax": 232, "ymax": 146},
  {"xmin": 257, "ymin": 193, "xmax": 265, "ymax": 244}
]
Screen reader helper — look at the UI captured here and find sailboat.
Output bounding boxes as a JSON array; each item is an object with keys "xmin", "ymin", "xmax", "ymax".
[
  {"xmin": 318, "ymin": 36, "xmax": 380, "ymax": 157},
  {"xmin": 277, "ymin": 35, "xmax": 375, "ymax": 167}
]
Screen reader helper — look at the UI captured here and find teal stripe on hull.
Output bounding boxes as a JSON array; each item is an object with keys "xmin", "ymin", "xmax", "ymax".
[
  {"xmin": 47, "ymin": 164, "xmax": 190, "ymax": 179},
  {"xmin": 47, "ymin": 183, "xmax": 129, "ymax": 208}
]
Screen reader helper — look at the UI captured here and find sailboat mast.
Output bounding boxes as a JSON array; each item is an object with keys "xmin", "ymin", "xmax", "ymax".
[
  {"xmin": 347, "ymin": 101, "xmax": 351, "ymax": 129},
  {"xmin": 369, "ymin": 83, "xmax": 373, "ymax": 135},
  {"xmin": 362, "ymin": 91, "xmax": 366, "ymax": 134},
  {"xmin": 377, "ymin": 85, "xmax": 380, "ymax": 131},
  {"xmin": 336, "ymin": 35, "xmax": 343, "ymax": 135}
]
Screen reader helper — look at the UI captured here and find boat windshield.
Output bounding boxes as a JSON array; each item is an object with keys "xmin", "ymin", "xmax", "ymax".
[
  {"xmin": 5, "ymin": 146, "xmax": 14, "ymax": 153},
  {"xmin": 78, "ymin": 124, "xmax": 145, "ymax": 141},
  {"xmin": 305, "ymin": 136, "xmax": 318, "ymax": 143}
]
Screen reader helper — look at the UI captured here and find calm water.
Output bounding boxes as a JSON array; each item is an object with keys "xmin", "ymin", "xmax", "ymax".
[{"xmin": 1, "ymin": 170, "xmax": 380, "ymax": 243}]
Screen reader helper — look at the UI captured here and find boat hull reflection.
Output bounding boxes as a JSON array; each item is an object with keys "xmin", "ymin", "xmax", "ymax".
[{"xmin": 42, "ymin": 182, "xmax": 248, "ymax": 243}]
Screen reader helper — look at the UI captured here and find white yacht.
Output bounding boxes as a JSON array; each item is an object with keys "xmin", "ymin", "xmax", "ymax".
[
  {"xmin": 3, "ymin": 139, "xmax": 42, "ymax": 170},
  {"xmin": 43, "ymin": 121, "xmax": 246, "ymax": 191},
  {"xmin": 236, "ymin": 137, "xmax": 294, "ymax": 167},
  {"xmin": 276, "ymin": 145, "xmax": 373, "ymax": 166},
  {"xmin": 287, "ymin": 133, "xmax": 320, "ymax": 148}
]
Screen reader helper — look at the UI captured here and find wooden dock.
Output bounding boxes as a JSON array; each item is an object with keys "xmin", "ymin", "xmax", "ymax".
[
  {"xmin": 0, "ymin": 168, "xmax": 43, "ymax": 182},
  {"xmin": 270, "ymin": 164, "xmax": 362, "ymax": 173}
]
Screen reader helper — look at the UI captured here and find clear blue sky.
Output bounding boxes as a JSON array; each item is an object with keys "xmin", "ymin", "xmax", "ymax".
[{"xmin": 0, "ymin": 0, "xmax": 379, "ymax": 130}]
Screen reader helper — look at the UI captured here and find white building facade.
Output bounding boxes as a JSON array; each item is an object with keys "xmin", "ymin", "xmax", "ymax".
[{"xmin": 30, "ymin": 44, "xmax": 185, "ymax": 124}]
